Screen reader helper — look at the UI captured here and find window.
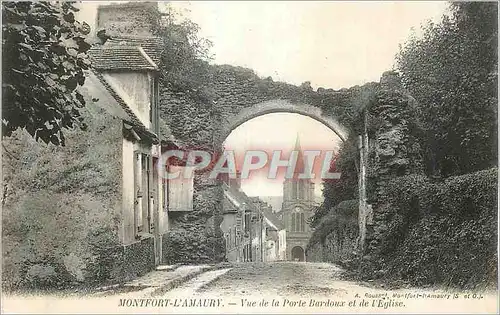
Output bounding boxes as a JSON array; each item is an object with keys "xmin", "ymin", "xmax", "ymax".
[
  {"xmin": 244, "ymin": 211, "xmax": 251, "ymax": 233},
  {"xmin": 234, "ymin": 227, "xmax": 237, "ymax": 246},
  {"xmin": 296, "ymin": 213, "xmax": 302, "ymax": 232},
  {"xmin": 290, "ymin": 208, "xmax": 305, "ymax": 232},
  {"xmin": 300, "ymin": 213, "xmax": 305, "ymax": 232},
  {"xmin": 289, "ymin": 181, "xmax": 297, "ymax": 200}
]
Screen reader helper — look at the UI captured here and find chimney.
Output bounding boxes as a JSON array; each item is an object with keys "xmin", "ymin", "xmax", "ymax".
[{"xmin": 96, "ymin": 2, "xmax": 159, "ymax": 37}]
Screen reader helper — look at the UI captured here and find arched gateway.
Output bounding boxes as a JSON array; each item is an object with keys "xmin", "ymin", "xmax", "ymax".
[{"xmin": 159, "ymin": 63, "xmax": 375, "ymax": 264}]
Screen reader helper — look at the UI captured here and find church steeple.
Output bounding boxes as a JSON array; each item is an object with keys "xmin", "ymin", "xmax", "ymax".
[
  {"xmin": 292, "ymin": 133, "xmax": 306, "ymax": 179},
  {"xmin": 283, "ymin": 133, "xmax": 314, "ymax": 203}
]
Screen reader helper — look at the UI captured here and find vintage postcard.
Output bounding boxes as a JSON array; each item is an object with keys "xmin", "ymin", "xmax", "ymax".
[{"xmin": 1, "ymin": 1, "xmax": 498, "ymax": 314}]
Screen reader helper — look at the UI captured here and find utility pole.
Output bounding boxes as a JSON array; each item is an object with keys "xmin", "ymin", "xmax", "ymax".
[
  {"xmin": 258, "ymin": 202, "xmax": 264, "ymax": 262},
  {"xmin": 246, "ymin": 203, "xmax": 252, "ymax": 262},
  {"xmin": 239, "ymin": 202, "xmax": 245, "ymax": 262},
  {"xmin": 358, "ymin": 109, "xmax": 369, "ymax": 251},
  {"xmin": 249, "ymin": 210, "xmax": 252, "ymax": 262}
]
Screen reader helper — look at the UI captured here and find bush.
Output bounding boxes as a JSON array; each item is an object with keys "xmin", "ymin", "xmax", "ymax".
[
  {"xmin": 366, "ymin": 168, "xmax": 498, "ymax": 289},
  {"xmin": 1, "ymin": 191, "xmax": 120, "ymax": 290},
  {"xmin": 162, "ymin": 226, "xmax": 225, "ymax": 264},
  {"xmin": 308, "ymin": 200, "xmax": 358, "ymax": 247}
]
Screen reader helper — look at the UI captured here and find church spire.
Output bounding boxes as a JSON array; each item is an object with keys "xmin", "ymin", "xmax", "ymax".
[{"xmin": 292, "ymin": 133, "xmax": 306, "ymax": 179}]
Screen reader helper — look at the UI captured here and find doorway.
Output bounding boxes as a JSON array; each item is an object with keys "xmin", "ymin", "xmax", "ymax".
[{"xmin": 291, "ymin": 246, "xmax": 305, "ymax": 261}]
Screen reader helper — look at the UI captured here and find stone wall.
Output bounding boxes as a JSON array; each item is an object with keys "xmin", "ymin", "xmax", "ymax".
[
  {"xmin": 364, "ymin": 71, "xmax": 424, "ymax": 257},
  {"xmin": 95, "ymin": 2, "xmax": 157, "ymax": 36},
  {"xmin": 307, "ymin": 229, "xmax": 358, "ymax": 265}
]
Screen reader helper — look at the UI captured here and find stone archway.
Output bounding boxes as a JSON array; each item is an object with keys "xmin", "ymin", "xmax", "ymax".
[
  {"xmin": 291, "ymin": 246, "xmax": 305, "ymax": 262},
  {"xmin": 215, "ymin": 99, "xmax": 349, "ymax": 148},
  {"xmin": 160, "ymin": 64, "xmax": 376, "ymax": 264},
  {"xmin": 160, "ymin": 65, "xmax": 409, "ymax": 264}
]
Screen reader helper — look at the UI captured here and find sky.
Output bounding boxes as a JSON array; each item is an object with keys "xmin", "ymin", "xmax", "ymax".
[
  {"xmin": 76, "ymin": 1, "xmax": 449, "ymax": 197},
  {"xmin": 170, "ymin": 1, "xmax": 448, "ymax": 197},
  {"xmin": 170, "ymin": 1, "xmax": 449, "ymax": 89}
]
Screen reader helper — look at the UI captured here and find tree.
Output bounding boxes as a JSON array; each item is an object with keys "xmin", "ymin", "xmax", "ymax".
[
  {"xmin": 396, "ymin": 2, "xmax": 498, "ymax": 177},
  {"xmin": 148, "ymin": 4, "xmax": 215, "ymax": 103},
  {"xmin": 310, "ymin": 138, "xmax": 359, "ymax": 227},
  {"xmin": 2, "ymin": 1, "xmax": 92, "ymax": 146}
]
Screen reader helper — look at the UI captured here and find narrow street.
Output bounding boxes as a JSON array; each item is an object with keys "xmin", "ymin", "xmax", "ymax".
[
  {"xmin": 182, "ymin": 262, "xmax": 351, "ymax": 298},
  {"xmin": 2, "ymin": 262, "xmax": 496, "ymax": 314},
  {"xmin": 115, "ymin": 262, "xmax": 497, "ymax": 313}
]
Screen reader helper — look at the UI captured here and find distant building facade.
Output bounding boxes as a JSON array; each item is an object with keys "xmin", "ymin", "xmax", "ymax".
[
  {"xmin": 221, "ymin": 175, "xmax": 286, "ymax": 262},
  {"xmin": 220, "ymin": 135, "xmax": 317, "ymax": 262}
]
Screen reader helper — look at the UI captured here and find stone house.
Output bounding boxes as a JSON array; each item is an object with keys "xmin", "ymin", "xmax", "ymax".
[
  {"xmin": 80, "ymin": 2, "xmax": 193, "ymax": 278},
  {"xmin": 248, "ymin": 197, "xmax": 286, "ymax": 262},
  {"xmin": 220, "ymin": 182, "xmax": 252, "ymax": 262},
  {"xmin": 2, "ymin": 2, "xmax": 196, "ymax": 288}
]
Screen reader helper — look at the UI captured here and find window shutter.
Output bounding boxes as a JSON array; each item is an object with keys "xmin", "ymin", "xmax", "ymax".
[
  {"xmin": 148, "ymin": 155, "xmax": 154, "ymax": 232},
  {"xmin": 167, "ymin": 166, "xmax": 194, "ymax": 212},
  {"xmin": 134, "ymin": 151, "xmax": 143, "ymax": 233},
  {"xmin": 141, "ymin": 154, "xmax": 149, "ymax": 231},
  {"xmin": 163, "ymin": 165, "xmax": 169, "ymax": 212}
]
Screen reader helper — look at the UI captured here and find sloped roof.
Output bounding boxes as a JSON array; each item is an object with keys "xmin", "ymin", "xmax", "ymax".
[
  {"xmin": 223, "ymin": 183, "xmax": 285, "ymax": 230},
  {"xmin": 249, "ymin": 197, "xmax": 285, "ymax": 231},
  {"xmin": 89, "ymin": 45, "xmax": 158, "ymax": 71},
  {"xmin": 86, "ymin": 35, "xmax": 176, "ymax": 144},
  {"xmin": 106, "ymin": 36, "xmax": 163, "ymax": 66},
  {"xmin": 222, "ymin": 196, "xmax": 238, "ymax": 214},
  {"xmin": 89, "ymin": 35, "xmax": 162, "ymax": 71},
  {"xmin": 80, "ymin": 71, "xmax": 133, "ymax": 122}
]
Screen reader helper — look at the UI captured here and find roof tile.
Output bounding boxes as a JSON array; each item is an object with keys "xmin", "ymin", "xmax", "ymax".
[
  {"xmin": 106, "ymin": 36, "xmax": 163, "ymax": 65},
  {"xmin": 89, "ymin": 45, "xmax": 157, "ymax": 71}
]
